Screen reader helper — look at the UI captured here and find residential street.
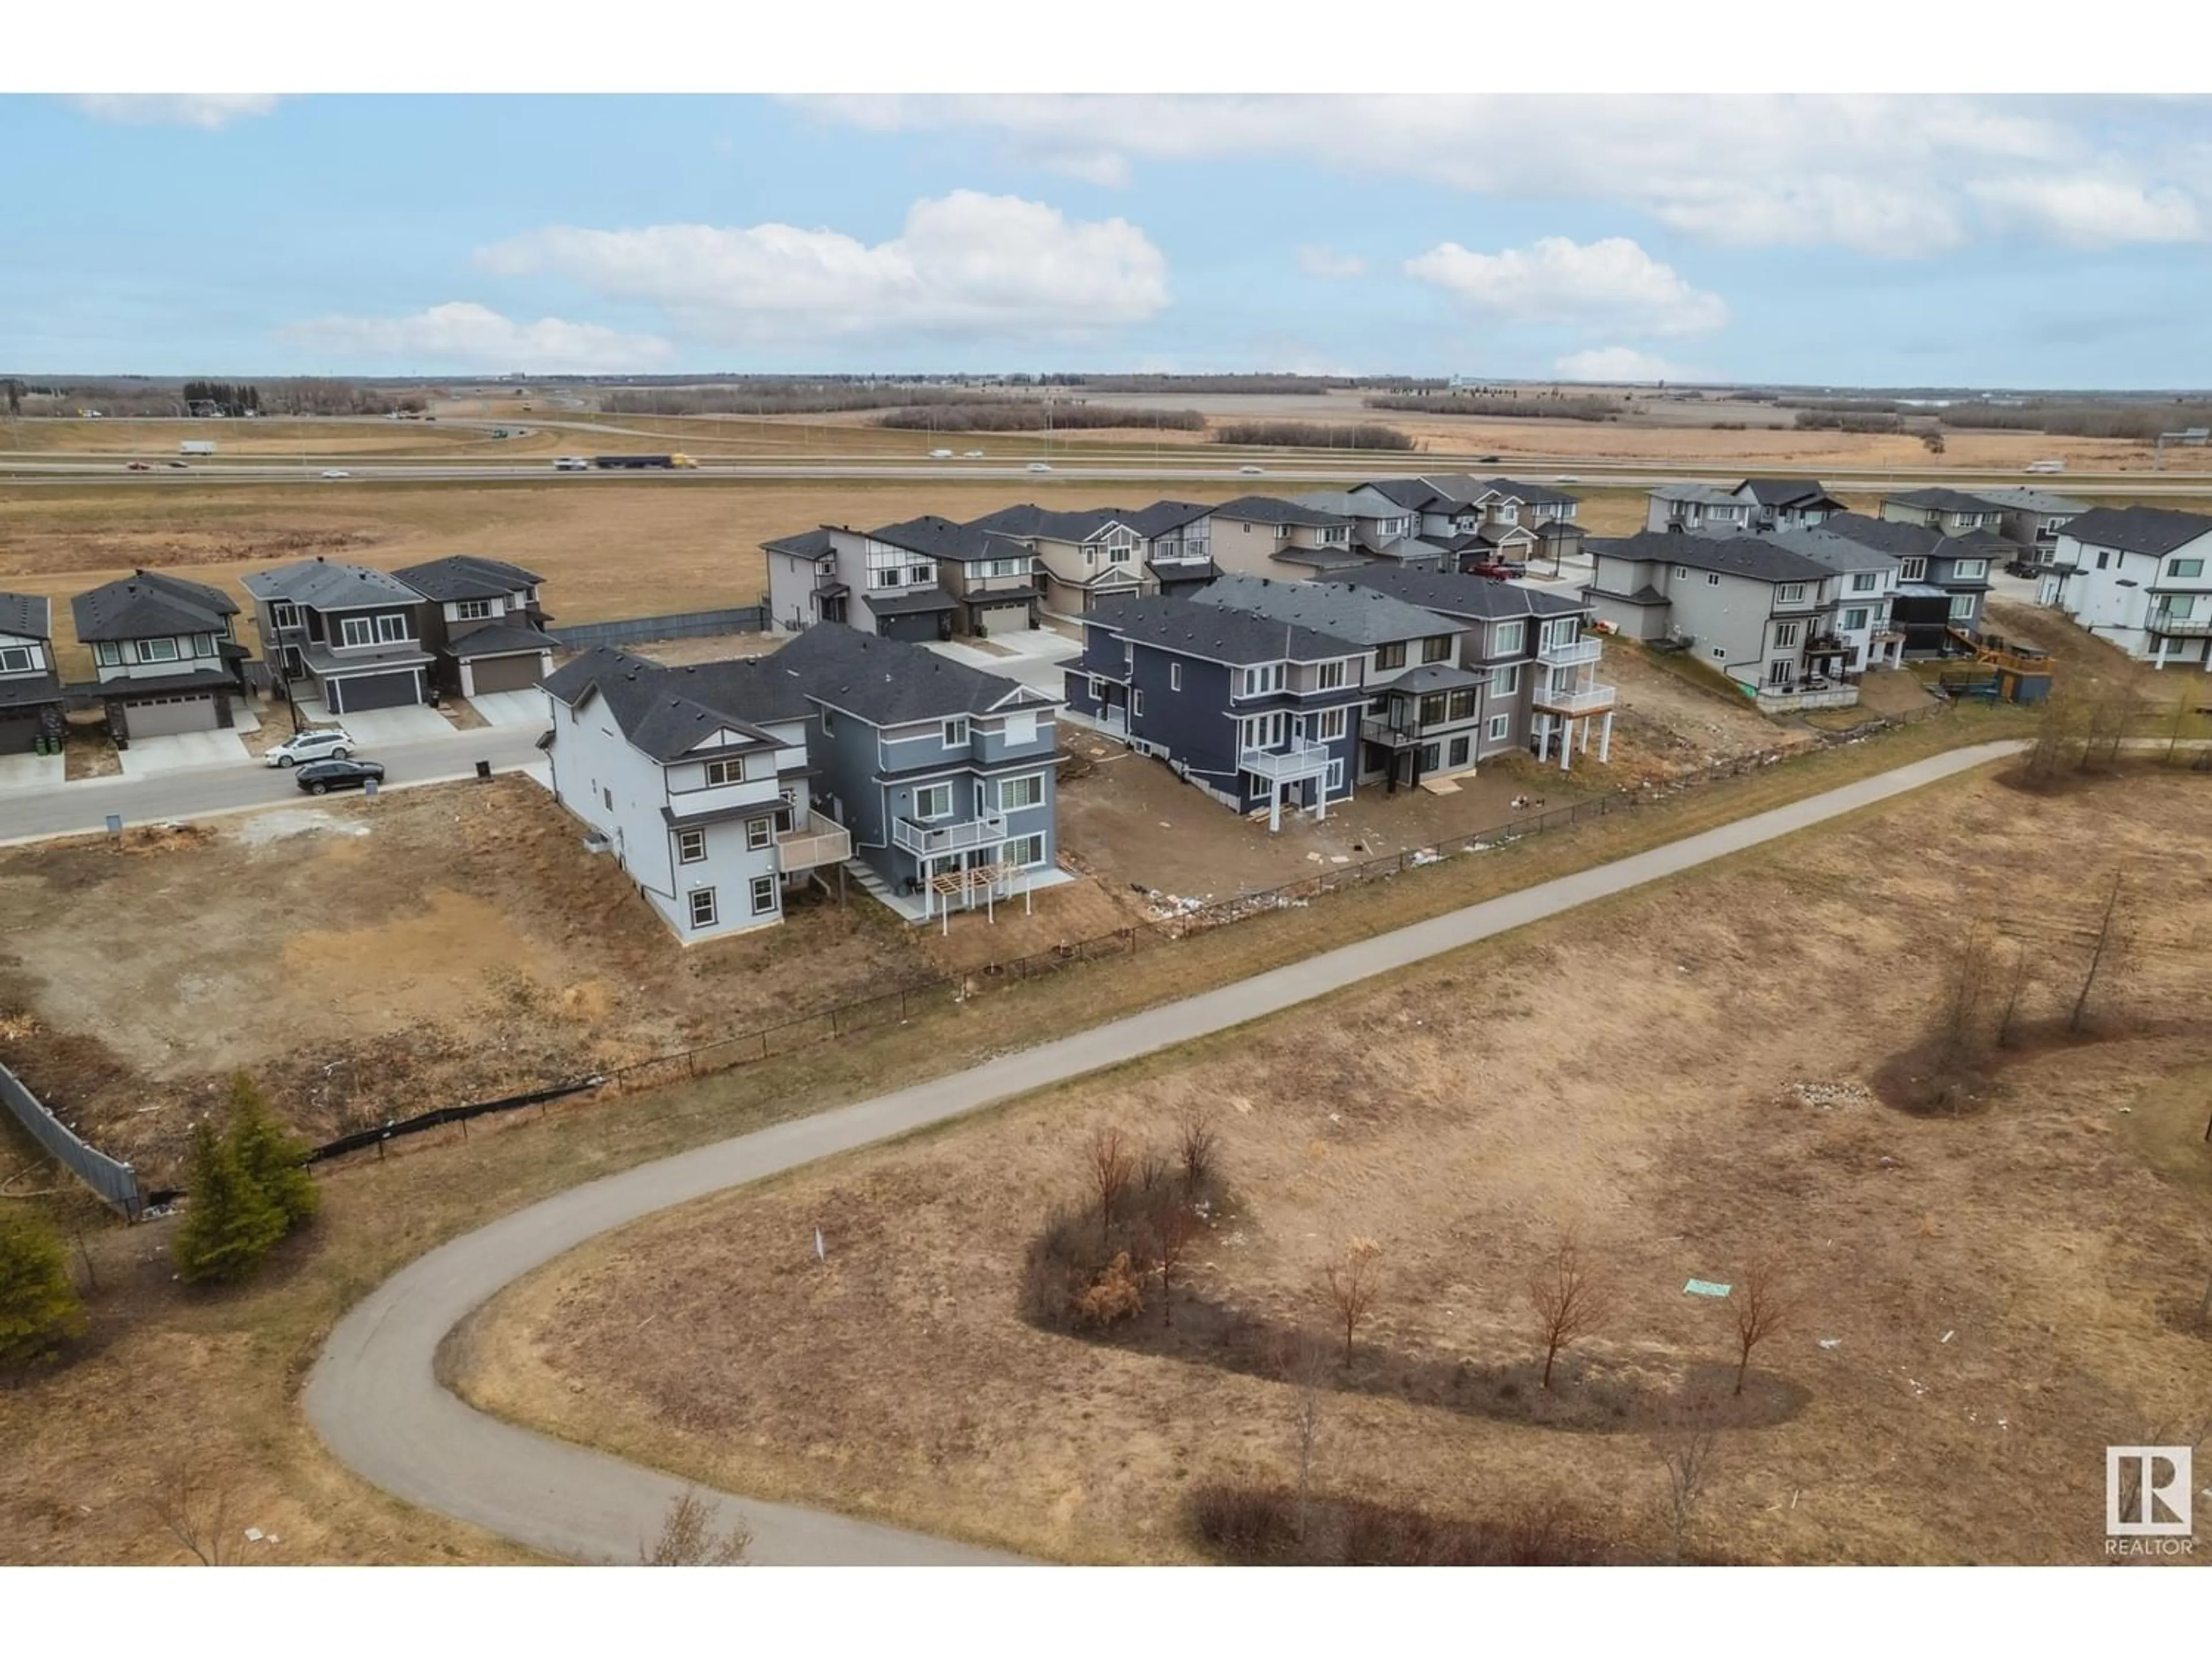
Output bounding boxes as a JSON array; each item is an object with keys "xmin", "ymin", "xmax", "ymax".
[
  {"xmin": 0, "ymin": 724, "xmax": 550, "ymax": 844},
  {"xmin": 305, "ymin": 738, "xmax": 2029, "ymax": 1568}
]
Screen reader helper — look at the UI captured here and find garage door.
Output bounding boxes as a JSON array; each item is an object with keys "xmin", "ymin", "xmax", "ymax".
[
  {"xmin": 329, "ymin": 671, "xmax": 419, "ymax": 714},
  {"xmin": 467, "ymin": 653, "xmax": 547, "ymax": 694},
  {"xmin": 0, "ymin": 711, "xmax": 40, "ymax": 755},
  {"xmin": 123, "ymin": 692, "xmax": 219, "ymax": 737},
  {"xmin": 973, "ymin": 603, "xmax": 1033, "ymax": 638}
]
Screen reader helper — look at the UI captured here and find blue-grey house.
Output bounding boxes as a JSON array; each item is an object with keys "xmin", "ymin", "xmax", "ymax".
[
  {"xmin": 768, "ymin": 624, "xmax": 1066, "ymax": 922},
  {"xmin": 1064, "ymin": 594, "xmax": 1368, "ymax": 831}
]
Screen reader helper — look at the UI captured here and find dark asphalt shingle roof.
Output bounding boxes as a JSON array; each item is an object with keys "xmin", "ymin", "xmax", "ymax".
[
  {"xmin": 1119, "ymin": 500, "xmax": 1214, "ymax": 537},
  {"xmin": 1885, "ymin": 487, "xmax": 2002, "ymax": 514},
  {"xmin": 863, "ymin": 588, "xmax": 960, "ymax": 616},
  {"xmin": 448, "ymin": 623, "xmax": 557, "ymax": 660},
  {"xmin": 1267, "ymin": 544, "xmax": 1372, "ymax": 572},
  {"xmin": 1085, "ymin": 594, "xmax": 1359, "ymax": 666},
  {"xmin": 1736, "ymin": 478, "xmax": 1836, "ymax": 509},
  {"xmin": 1590, "ymin": 531, "xmax": 1834, "ymax": 585},
  {"xmin": 1192, "ymin": 573, "xmax": 1455, "ymax": 649},
  {"xmin": 71, "ymin": 571, "xmax": 236, "ymax": 642},
  {"xmin": 1382, "ymin": 662, "xmax": 1485, "ymax": 695},
  {"xmin": 243, "ymin": 559, "xmax": 426, "ymax": 612},
  {"xmin": 2058, "ymin": 505, "xmax": 2212, "ymax": 558},
  {"xmin": 964, "ymin": 503, "xmax": 1049, "ymax": 537},
  {"xmin": 0, "ymin": 592, "xmax": 52, "ymax": 641},
  {"xmin": 1476, "ymin": 477, "xmax": 1580, "ymax": 508},
  {"xmin": 1211, "ymin": 495, "xmax": 1354, "ymax": 528},
  {"xmin": 0, "ymin": 671, "xmax": 62, "ymax": 710},
  {"xmin": 762, "ymin": 527, "xmax": 839, "ymax": 560},
  {"xmin": 390, "ymin": 555, "xmax": 545, "ymax": 601},
  {"xmin": 1359, "ymin": 478, "xmax": 1451, "ymax": 512},
  {"xmin": 543, "ymin": 645, "xmax": 813, "ymax": 763},
  {"xmin": 1337, "ymin": 565, "xmax": 1589, "ymax": 622},
  {"xmin": 770, "ymin": 621, "xmax": 1054, "ymax": 725},
  {"xmin": 869, "ymin": 514, "xmax": 1003, "ymax": 561},
  {"xmin": 1814, "ymin": 513, "xmax": 1942, "ymax": 559},
  {"xmin": 1756, "ymin": 527, "xmax": 1897, "ymax": 574}
]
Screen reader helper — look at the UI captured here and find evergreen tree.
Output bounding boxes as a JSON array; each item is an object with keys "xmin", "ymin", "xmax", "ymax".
[
  {"xmin": 0, "ymin": 1210, "xmax": 87, "ymax": 1368},
  {"xmin": 174, "ymin": 1120, "xmax": 286, "ymax": 1285},
  {"xmin": 225, "ymin": 1073, "xmax": 320, "ymax": 1230}
]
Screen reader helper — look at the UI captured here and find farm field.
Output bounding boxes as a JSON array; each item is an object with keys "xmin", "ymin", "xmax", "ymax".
[{"xmin": 451, "ymin": 766, "xmax": 2212, "ymax": 1566}]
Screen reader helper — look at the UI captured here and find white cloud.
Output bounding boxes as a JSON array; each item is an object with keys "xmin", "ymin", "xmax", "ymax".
[
  {"xmin": 792, "ymin": 94, "xmax": 2212, "ymax": 255},
  {"xmin": 1405, "ymin": 237, "xmax": 1726, "ymax": 336},
  {"xmin": 1297, "ymin": 244, "xmax": 1367, "ymax": 279},
  {"xmin": 1039, "ymin": 149, "xmax": 1133, "ymax": 189},
  {"xmin": 69, "ymin": 94, "xmax": 278, "ymax": 130},
  {"xmin": 281, "ymin": 302, "xmax": 672, "ymax": 373},
  {"xmin": 1554, "ymin": 346, "xmax": 1698, "ymax": 383},
  {"xmin": 1970, "ymin": 175, "xmax": 2206, "ymax": 245},
  {"xmin": 475, "ymin": 191, "xmax": 1168, "ymax": 342}
]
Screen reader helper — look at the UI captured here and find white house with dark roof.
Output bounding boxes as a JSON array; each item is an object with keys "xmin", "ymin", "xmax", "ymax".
[
  {"xmin": 1645, "ymin": 484, "xmax": 1756, "ymax": 535},
  {"xmin": 69, "ymin": 569, "xmax": 252, "ymax": 740},
  {"xmin": 2042, "ymin": 506, "xmax": 2212, "ymax": 666},
  {"xmin": 391, "ymin": 556, "xmax": 557, "ymax": 698},
  {"xmin": 1732, "ymin": 479, "xmax": 1847, "ymax": 531},
  {"xmin": 0, "ymin": 592, "xmax": 64, "ymax": 755},
  {"xmin": 241, "ymin": 557, "xmax": 436, "ymax": 715}
]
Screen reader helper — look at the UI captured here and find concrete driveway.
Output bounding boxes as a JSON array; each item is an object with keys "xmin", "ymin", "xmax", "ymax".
[
  {"xmin": 929, "ymin": 627, "xmax": 1079, "ymax": 700},
  {"xmin": 0, "ymin": 751, "xmax": 66, "ymax": 791},
  {"xmin": 288, "ymin": 700, "xmax": 454, "ymax": 745},
  {"xmin": 116, "ymin": 730, "xmax": 251, "ymax": 776},
  {"xmin": 465, "ymin": 690, "xmax": 551, "ymax": 729}
]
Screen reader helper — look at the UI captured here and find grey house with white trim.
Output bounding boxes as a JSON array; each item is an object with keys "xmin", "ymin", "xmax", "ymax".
[
  {"xmin": 1969, "ymin": 487, "xmax": 2088, "ymax": 565},
  {"xmin": 1732, "ymin": 479, "xmax": 1846, "ymax": 531},
  {"xmin": 0, "ymin": 592, "xmax": 64, "ymax": 755},
  {"xmin": 70, "ymin": 569, "xmax": 252, "ymax": 741},
  {"xmin": 242, "ymin": 558, "xmax": 436, "ymax": 715},
  {"xmin": 391, "ymin": 555, "xmax": 558, "ymax": 698},
  {"xmin": 1879, "ymin": 488, "xmax": 2000, "ymax": 537},
  {"xmin": 1646, "ymin": 484, "xmax": 1756, "ymax": 535}
]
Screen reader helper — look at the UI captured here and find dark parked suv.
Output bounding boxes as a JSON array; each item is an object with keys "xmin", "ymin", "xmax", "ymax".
[{"xmin": 294, "ymin": 758, "xmax": 386, "ymax": 796}]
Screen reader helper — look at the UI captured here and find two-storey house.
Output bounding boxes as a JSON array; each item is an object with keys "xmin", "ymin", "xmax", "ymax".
[
  {"xmin": 1205, "ymin": 497, "xmax": 1369, "ymax": 582},
  {"xmin": 1817, "ymin": 513, "xmax": 1997, "ymax": 654},
  {"xmin": 69, "ymin": 569, "xmax": 252, "ymax": 741},
  {"xmin": 764, "ymin": 527, "xmax": 855, "ymax": 634},
  {"xmin": 1879, "ymin": 488, "xmax": 2001, "ymax": 537},
  {"xmin": 1969, "ymin": 487, "xmax": 2088, "ymax": 567},
  {"xmin": 844, "ymin": 518, "xmax": 968, "ymax": 642},
  {"xmin": 240, "ymin": 557, "xmax": 435, "ymax": 715},
  {"xmin": 1585, "ymin": 532, "xmax": 1856, "ymax": 710},
  {"xmin": 391, "ymin": 556, "xmax": 557, "ymax": 698},
  {"xmin": 1065, "ymin": 594, "xmax": 1366, "ymax": 830},
  {"xmin": 1342, "ymin": 565, "xmax": 1614, "ymax": 771},
  {"xmin": 771, "ymin": 623, "xmax": 1065, "ymax": 921},
  {"xmin": 1289, "ymin": 491, "xmax": 1448, "ymax": 571},
  {"xmin": 1129, "ymin": 501, "xmax": 1217, "ymax": 599},
  {"xmin": 1191, "ymin": 573, "xmax": 1472, "ymax": 790},
  {"xmin": 1732, "ymin": 479, "xmax": 1847, "ymax": 531},
  {"xmin": 0, "ymin": 593, "xmax": 64, "ymax": 755},
  {"xmin": 1646, "ymin": 484, "xmax": 1756, "ymax": 536},
  {"xmin": 863, "ymin": 515, "xmax": 1040, "ymax": 638},
  {"xmin": 540, "ymin": 647, "xmax": 847, "ymax": 941},
  {"xmin": 974, "ymin": 506, "xmax": 1153, "ymax": 618},
  {"xmin": 2043, "ymin": 505, "xmax": 2212, "ymax": 668},
  {"xmin": 1757, "ymin": 529, "xmax": 1906, "ymax": 673}
]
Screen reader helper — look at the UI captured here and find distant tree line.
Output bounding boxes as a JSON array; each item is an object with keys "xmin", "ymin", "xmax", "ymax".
[
  {"xmin": 875, "ymin": 402, "xmax": 1206, "ymax": 434},
  {"xmin": 182, "ymin": 380, "xmax": 262, "ymax": 417},
  {"xmin": 1365, "ymin": 393, "xmax": 1622, "ymax": 423},
  {"xmin": 1938, "ymin": 401, "xmax": 2212, "ymax": 442},
  {"xmin": 1213, "ymin": 420, "xmax": 1416, "ymax": 450},
  {"xmin": 1793, "ymin": 410, "xmax": 1908, "ymax": 434}
]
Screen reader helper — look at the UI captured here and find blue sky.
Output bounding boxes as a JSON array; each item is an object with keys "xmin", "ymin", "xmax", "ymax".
[{"xmin": 4, "ymin": 93, "xmax": 2211, "ymax": 387}]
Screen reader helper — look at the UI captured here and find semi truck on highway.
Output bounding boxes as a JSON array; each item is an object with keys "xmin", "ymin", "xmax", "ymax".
[
  {"xmin": 592, "ymin": 453, "xmax": 698, "ymax": 470},
  {"xmin": 179, "ymin": 440, "xmax": 217, "ymax": 456}
]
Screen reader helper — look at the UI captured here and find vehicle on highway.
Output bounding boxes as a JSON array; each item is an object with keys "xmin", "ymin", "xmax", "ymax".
[
  {"xmin": 964, "ymin": 449, "xmax": 985, "ymax": 458},
  {"xmin": 1239, "ymin": 464, "xmax": 1266, "ymax": 475},
  {"xmin": 264, "ymin": 726, "xmax": 356, "ymax": 768},
  {"xmin": 296, "ymin": 757, "xmax": 385, "ymax": 797},
  {"xmin": 1476, "ymin": 454, "xmax": 1501, "ymax": 464},
  {"xmin": 928, "ymin": 448, "xmax": 954, "ymax": 460},
  {"xmin": 1027, "ymin": 461, "xmax": 1053, "ymax": 473},
  {"xmin": 2025, "ymin": 459, "xmax": 2067, "ymax": 475},
  {"xmin": 166, "ymin": 460, "xmax": 191, "ymax": 469},
  {"xmin": 552, "ymin": 456, "xmax": 590, "ymax": 471},
  {"xmin": 125, "ymin": 461, "xmax": 151, "ymax": 471},
  {"xmin": 592, "ymin": 453, "xmax": 698, "ymax": 470},
  {"xmin": 320, "ymin": 468, "xmax": 353, "ymax": 479},
  {"xmin": 1554, "ymin": 474, "xmax": 1580, "ymax": 483}
]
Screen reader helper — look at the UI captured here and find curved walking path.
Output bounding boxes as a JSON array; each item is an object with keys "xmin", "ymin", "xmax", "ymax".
[{"xmin": 307, "ymin": 740, "xmax": 2027, "ymax": 1566}]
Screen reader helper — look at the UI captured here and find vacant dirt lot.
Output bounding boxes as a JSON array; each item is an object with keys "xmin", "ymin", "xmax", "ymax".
[
  {"xmin": 457, "ymin": 767, "xmax": 2212, "ymax": 1565},
  {"xmin": 0, "ymin": 778, "xmax": 931, "ymax": 1181}
]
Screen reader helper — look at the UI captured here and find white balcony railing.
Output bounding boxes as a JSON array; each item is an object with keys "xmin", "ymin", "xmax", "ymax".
[
  {"xmin": 776, "ymin": 816, "xmax": 853, "ymax": 873},
  {"xmin": 1532, "ymin": 680, "xmax": 1617, "ymax": 715},
  {"xmin": 892, "ymin": 813, "xmax": 1007, "ymax": 858},
  {"xmin": 1238, "ymin": 738, "xmax": 1334, "ymax": 781},
  {"xmin": 1536, "ymin": 637, "xmax": 1604, "ymax": 668}
]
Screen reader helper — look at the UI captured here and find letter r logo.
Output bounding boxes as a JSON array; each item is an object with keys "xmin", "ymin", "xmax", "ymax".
[{"xmin": 2108, "ymin": 1446, "xmax": 2193, "ymax": 1537}]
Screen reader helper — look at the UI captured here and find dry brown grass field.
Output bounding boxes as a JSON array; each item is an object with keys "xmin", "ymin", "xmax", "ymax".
[{"xmin": 452, "ymin": 768, "xmax": 2212, "ymax": 1566}]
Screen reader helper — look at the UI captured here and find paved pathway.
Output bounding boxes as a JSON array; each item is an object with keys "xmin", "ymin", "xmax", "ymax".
[{"xmin": 306, "ymin": 740, "xmax": 2028, "ymax": 1566}]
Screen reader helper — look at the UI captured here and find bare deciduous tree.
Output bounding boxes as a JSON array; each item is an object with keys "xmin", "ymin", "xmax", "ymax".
[
  {"xmin": 147, "ymin": 1456, "xmax": 240, "ymax": 1566},
  {"xmin": 1731, "ymin": 1255, "xmax": 1793, "ymax": 1396},
  {"xmin": 1527, "ymin": 1233, "xmax": 1609, "ymax": 1389},
  {"xmin": 1278, "ymin": 1331, "xmax": 1331, "ymax": 1544},
  {"xmin": 641, "ymin": 1488, "xmax": 753, "ymax": 1565},
  {"xmin": 1321, "ymin": 1237, "xmax": 1384, "ymax": 1364},
  {"xmin": 1652, "ymin": 1422, "xmax": 1722, "ymax": 1563},
  {"xmin": 1996, "ymin": 942, "xmax": 2035, "ymax": 1050},
  {"xmin": 1149, "ymin": 1195, "xmax": 1201, "ymax": 1327},
  {"xmin": 1931, "ymin": 921, "xmax": 1998, "ymax": 1084},
  {"xmin": 1085, "ymin": 1127, "xmax": 1136, "ymax": 1248},
  {"xmin": 1176, "ymin": 1109, "xmax": 1217, "ymax": 1193},
  {"xmin": 2068, "ymin": 874, "xmax": 2130, "ymax": 1035}
]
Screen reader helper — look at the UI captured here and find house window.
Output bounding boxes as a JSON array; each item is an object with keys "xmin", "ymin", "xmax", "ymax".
[
  {"xmin": 1773, "ymin": 622, "xmax": 1801, "ymax": 648},
  {"xmin": 1898, "ymin": 558, "xmax": 1927, "ymax": 582},
  {"xmin": 603, "ymin": 786, "xmax": 613, "ymax": 810},
  {"xmin": 909, "ymin": 565, "xmax": 933, "ymax": 586},
  {"xmin": 269, "ymin": 601, "xmax": 298, "ymax": 630},
  {"xmin": 455, "ymin": 599, "xmax": 493, "ymax": 620},
  {"xmin": 1374, "ymin": 642, "xmax": 1407, "ymax": 671},
  {"xmin": 750, "ymin": 875, "xmax": 777, "ymax": 915},
  {"xmin": 1447, "ymin": 689, "xmax": 1477, "ymax": 722},
  {"xmin": 1710, "ymin": 646, "xmax": 1727, "ymax": 660},
  {"xmin": 1448, "ymin": 736, "xmax": 1471, "ymax": 768},
  {"xmin": 1952, "ymin": 559, "xmax": 1987, "ymax": 581},
  {"xmin": 1949, "ymin": 595, "xmax": 1977, "ymax": 620},
  {"xmin": 2171, "ymin": 558, "xmax": 2206, "ymax": 579},
  {"xmin": 92, "ymin": 641, "xmax": 122, "ymax": 667},
  {"xmin": 677, "ymin": 828, "xmax": 707, "ymax": 864},
  {"xmin": 1491, "ymin": 664, "xmax": 1520, "ymax": 696},
  {"xmin": 746, "ymin": 817, "xmax": 772, "ymax": 850},
  {"xmin": 132, "ymin": 636, "xmax": 180, "ymax": 663},
  {"xmin": 1421, "ymin": 635, "xmax": 1451, "ymax": 664},
  {"xmin": 1675, "ymin": 567, "xmax": 1691, "ymax": 581},
  {"xmin": 1706, "ymin": 572, "xmax": 1722, "ymax": 586},
  {"xmin": 193, "ymin": 634, "xmax": 216, "ymax": 657},
  {"xmin": 1778, "ymin": 584, "xmax": 1806, "ymax": 605},
  {"xmin": 1316, "ymin": 660, "xmax": 1347, "ymax": 690},
  {"xmin": 339, "ymin": 616, "xmax": 375, "ymax": 647},
  {"xmin": 1003, "ymin": 832, "xmax": 1047, "ymax": 868},
  {"xmin": 0, "ymin": 646, "xmax": 31, "ymax": 673},
  {"xmin": 1492, "ymin": 621, "xmax": 1524, "ymax": 656},
  {"xmin": 1486, "ymin": 714, "xmax": 1510, "ymax": 742},
  {"xmin": 820, "ymin": 707, "xmax": 835, "ymax": 735},
  {"xmin": 998, "ymin": 772, "xmax": 1045, "ymax": 813},
  {"xmin": 704, "ymin": 756, "xmax": 745, "ymax": 787},
  {"xmin": 1132, "ymin": 690, "xmax": 1144, "ymax": 717},
  {"xmin": 376, "ymin": 613, "xmax": 411, "ymax": 643},
  {"xmin": 1842, "ymin": 608, "xmax": 1869, "ymax": 631},
  {"xmin": 1087, "ymin": 676, "xmax": 1107, "ymax": 702},
  {"xmin": 943, "ymin": 717, "xmax": 968, "ymax": 747},
  {"xmin": 2096, "ymin": 550, "xmax": 2111, "ymax": 570},
  {"xmin": 1169, "ymin": 662, "xmax": 1181, "ymax": 691},
  {"xmin": 1767, "ymin": 660, "xmax": 1792, "ymax": 687},
  {"xmin": 689, "ymin": 888, "xmax": 719, "ymax": 929},
  {"xmin": 1851, "ymin": 572, "xmax": 1879, "ymax": 592},
  {"xmin": 1316, "ymin": 707, "xmax": 1349, "ymax": 742},
  {"xmin": 1239, "ymin": 663, "xmax": 1285, "ymax": 696},
  {"xmin": 914, "ymin": 782, "xmax": 953, "ymax": 821}
]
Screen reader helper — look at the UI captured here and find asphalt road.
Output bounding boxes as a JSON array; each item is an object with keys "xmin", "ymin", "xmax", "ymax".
[
  {"xmin": 0, "ymin": 724, "xmax": 549, "ymax": 844},
  {"xmin": 305, "ymin": 738, "xmax": 2028, "ymax": 1567}
]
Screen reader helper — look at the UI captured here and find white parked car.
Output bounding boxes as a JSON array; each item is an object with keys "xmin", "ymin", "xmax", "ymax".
[
  {"xmin": 264, "ymin": 726, "xmax": 357, "ymax": 767},
  {"xmin": 319, "ymin": 468, "xmax": 352, "ymax": 480},
  {"xmin": 1027, "ymin": 461, "xmax": 1053, "ymax": 474}
]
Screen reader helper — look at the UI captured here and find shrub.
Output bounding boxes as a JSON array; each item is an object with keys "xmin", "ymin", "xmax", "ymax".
[
  {"xmin": 224, "ymin": 1074, "xmax": 320, "ymax": 1230},
  {"xmin": 173, "ymin": 1120, "xmax": 288, "ymax": 1285},
  {"xmin": 0, "ymin": 1210, "xmax": 88, "ymax": 1369},
  {"xmin": 1073, "ymin": 1252, "xmax": 1146, "ymax": 1327}
]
